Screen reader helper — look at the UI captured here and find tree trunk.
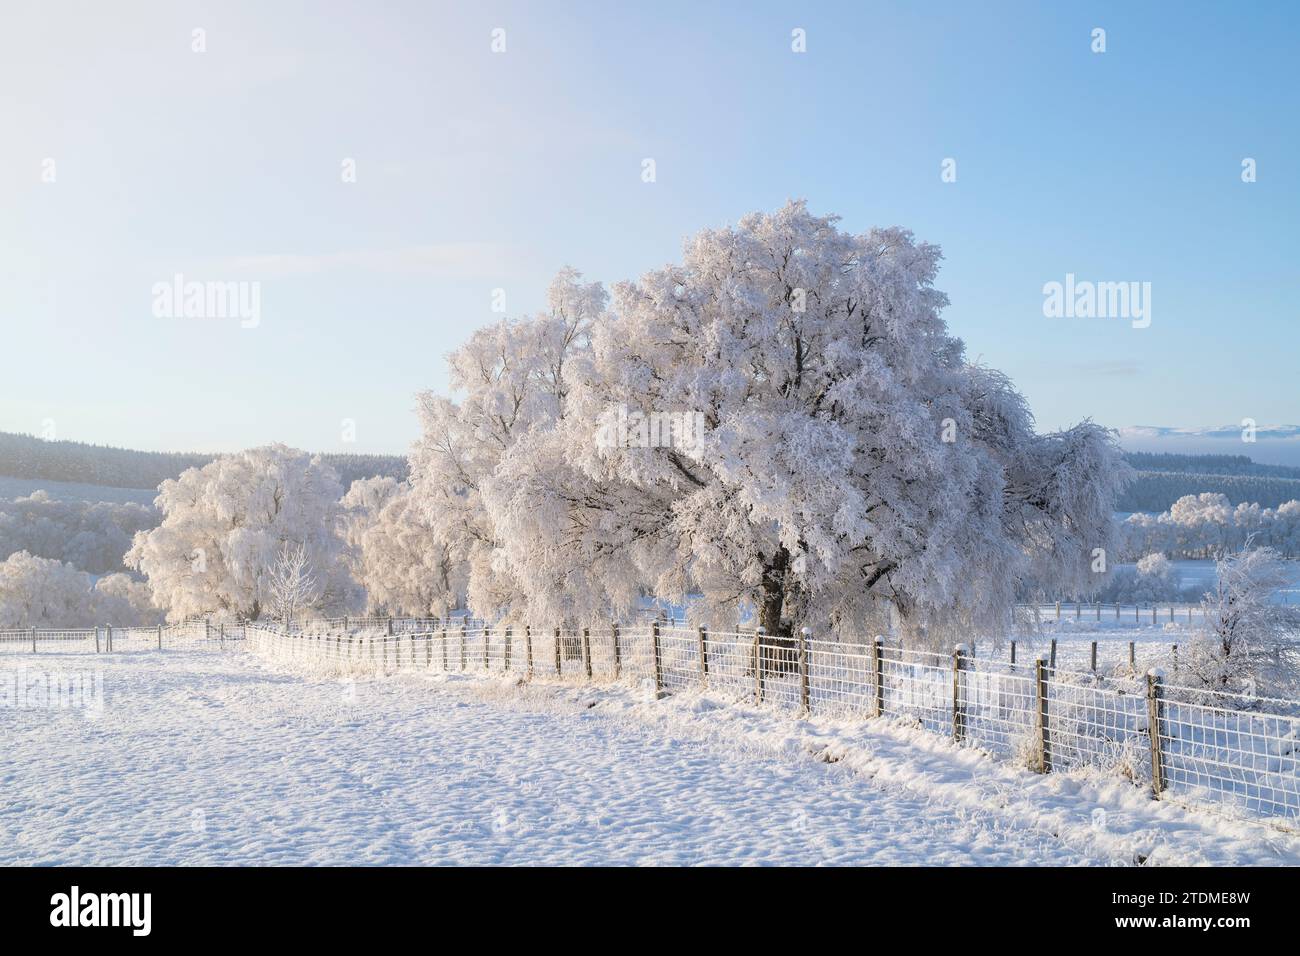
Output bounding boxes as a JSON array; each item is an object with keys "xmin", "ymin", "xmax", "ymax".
[{"xmin": 758, "ymin": 547, "xmax": 790, "ymax": 637}]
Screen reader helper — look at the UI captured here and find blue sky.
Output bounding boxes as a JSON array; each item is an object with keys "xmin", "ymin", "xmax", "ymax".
[{"xmin": 2, "ymin": 0, "xmax": 1296, "ymax": 456}]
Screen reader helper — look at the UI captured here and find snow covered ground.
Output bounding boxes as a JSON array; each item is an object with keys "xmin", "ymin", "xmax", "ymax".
[{"xmin": 3, "ymin": 646, "xmax": 1299, "ymax": 866}]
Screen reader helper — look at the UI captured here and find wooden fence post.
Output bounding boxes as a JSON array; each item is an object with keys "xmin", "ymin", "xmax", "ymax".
[
  {"xmin": 1090, "ymin": 640, "xmax": 1097, "ymax": 674},
  {"xmin": 460, "ymin": 625, "xmax": 467, "ymax": 671},
  {"xmin": 157, "ymin": 624, "xmax": 163, "ymax": 651},
  {"xmin": 441, "ymin": 626, "xmax": 448, "ymax": 670},
  {"xmin": 797, "ymin": 627, "xmax": 811, "ymax": 715},
  {"xmin": 1010, "ymin": 640, "xmax": 1017, "ymax": 668},
  {"xmin": 611, "ymin": 622, "xmax": 621, "ymax": 679},
  {"xmin": 1055, "ymin": 601, "xmax": 1060, "ymax": 622},
  {"xmin": 504, "ymin": 626, "xmax": 513, "ymax": 672},
  {"xmin": 952, "ymin": 644, "xmax": 968, "ymax": 743},
  {"xmin": 426, "ymin": 631, "xmax": 433, "ymax": 668},
  {"xmin": 94, "ymin": 626, "xmax": 101, "ymax": 654},
  {"xmin": 1115, "ymin": 603, "xmax": 1120, "ymax": 621},
  {"xmin": 554, "ymin": 627, "xmax": 562, "ymax": 676},
  {"xmin": 1049, "ymin": 638, "xmax": 1056, "ymax": 669},
  {"xmin": 107, "ymin": 624, "xmax": 113, "ymax": 653},
  {"xmin": 31, "ymin": 626, "xmax": 37, "ymax": 653},
  {"xmin": 387, "ymin": 616, "xmax": 394, "ymax": 636},
  {"xmin": 697, "ymin": 625, "xmax": 709, "ymax": 684},
  {"xmin": 1146, "ymin": 669, "xmax": 1166, "ymax": 796},
  {"xmin": 1075, "ymin": 602, "xmax": 1081, "ymax": 621},
  {"xmin": 1171, "ymin": 644, "xmax": 1178, "ymax": 678},
  {"xmin": 1128, "ymin": 640, "xmax": 1135, "ymax": 672},
  {"xmin": 525, "ymin": 625, "xmax": 533, "ymax": 679},
  {"xmin": 651, "ymin": 622, "xmax": 663, "ymax": 695},
  {"xmin": 872, "ymin": 635, "xmax": 885, "ymax": 717},
  {"xmin": 1095, "ymin": 603, "xmax": 1100, "ymax": 622},
  {"xmin": 1035, "ymin": 654, "xmax": 1052, "ymax": 773},
  {"xmin": 752, "ymin": 627, "xmax": 763, "ymax": 702},
  {"xmin": 483, "ymin": 625, "xmax": 491, "ymax": 670},
  {"xmin": 582, "ymin": 627, "xmax": 593, "ymax": 680},
  {"xmin": 218, "ymin": 624, "xmax": 223, "ymax": 649}
]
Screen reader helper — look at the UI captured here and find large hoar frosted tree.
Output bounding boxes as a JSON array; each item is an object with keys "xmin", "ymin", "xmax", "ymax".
[
  {"xmin": 481, "ymin": 202, "xmax": 1129, "ymax": 645},
  {"xmin": 408, "ymin": 268, "xmax": 605, "ymax": 621},
  {"xmin": 126, "ymin": 444, "xmax": 357, "ymax": 622}
]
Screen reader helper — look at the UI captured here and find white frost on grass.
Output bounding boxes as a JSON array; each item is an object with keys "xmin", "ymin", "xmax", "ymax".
[{"xmin": 2, "ymin": 648, "xmax": 1297, "ymax": 866}]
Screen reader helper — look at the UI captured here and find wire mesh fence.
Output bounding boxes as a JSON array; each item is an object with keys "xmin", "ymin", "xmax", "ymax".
[
  {"xmin": 0, "ymin": 622, "xmax": 244, "ymax": 654},
  {"xmin": 239, "ymin": 620, "xmax": 1300, "ymax": 831}
]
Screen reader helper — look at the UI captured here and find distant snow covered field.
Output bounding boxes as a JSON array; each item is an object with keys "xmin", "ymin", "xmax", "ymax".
[
  {"xmin": 0, "ymin": 475, "xmax": 157, "ymax": 506},
  {"xmin": 3, "ymin": 647, "xmax": 1298, "ymax": 866}
]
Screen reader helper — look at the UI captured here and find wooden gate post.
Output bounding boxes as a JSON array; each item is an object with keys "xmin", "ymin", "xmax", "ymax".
[
  {"xmin": 483, "ymin": 625, "xmax": 491, "ymax": 671},
  {"xmin": 872, "ymin": 635, "xmax": 885, "ymax": 717},
  {"xmin": 611, "ymin": 622, "xmax": 621, "ymax": 678},
  {"xmin": 441, "ymin": 627, "xmax": 448, "ymax": 670},
  {"xmin": 1146, "ymin": 669, "xmax": 1167, "ymax": 796},
  {"xmin": 752, "ymin": 627, "xmax": 763, "ymax": 702},
  {"xmin": 525, "ymin": 625, "xmax": 534, "ymax": 679},
  {"xmin": 553, "ymin": 627, "xmax": 562, "ymax": 676},
  {"xmin": 460, "ymin": 625, "xmax": 467, "ymax": 671},
  {"xmin": 697, "ymin": 625, "xmax": 709, "ymax": 685},
  {"xmin": 797, "ymin": 627, "xmax": 811, "ymax": 715},
  {"xmin": 952, "ymin": 644, "xmax": 968, "ymax": 743},
  {"xmin": 582, "ymin": 627, "xmax": 593, "ymax": 680},
  {"xmin": 1035, "ymin": 654, "xmax": 1052, "ymax": 773},
  {"xmin": 651, "ymin": 622, "xmax": 663, "ymax": 695},
  {"xmin": 504, "ymin": 626, "xmax": 512, "ymax": 672}
]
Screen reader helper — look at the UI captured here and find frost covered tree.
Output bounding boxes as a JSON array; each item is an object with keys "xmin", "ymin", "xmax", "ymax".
[
  {"xmin": 1189, "ymin": 544, "xmax": 1300, "ymax": 693},
  {"xmin": 0, "ymin": 552, "xmax": 160, "ymax": 627},
  {"xmin": 408, "ymin": 268, "xmax": 605, "ymax": 618},
  {"xmin": 126, "ymin": 445, "xmax": 357, "ymax": 622},
  {"xmin": 91, "ymin": 573, "xmax": 164, "ymax": 626},
  {"xmin": 0, "ymin": 551, "xmax": 98, "ymax": 627},
  {"xmin": 0, "ymin": 492, "xmax": 157, "ymax": 574},
  {"xmin": 1092, "ymin": 551, "xmax": 1192, "ymax": 604},
  {"xmin": 473, "ymin": 202, "xmax": 1129, "ymax": 644},
  {"xmin": 267, "ymin": 542, "xmax": 319, "ymax": 625},
  {"xmin": 341, "ymin": 479, "xmax": 465, "ymax": 616}
]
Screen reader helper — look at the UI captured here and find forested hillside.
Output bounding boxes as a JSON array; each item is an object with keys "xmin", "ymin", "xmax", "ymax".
[{"xmin": 0, "ymin": 431, "xmax": 407, "ymax": 490}]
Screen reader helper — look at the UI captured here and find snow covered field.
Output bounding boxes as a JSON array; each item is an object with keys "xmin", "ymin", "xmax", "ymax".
[{"xmin": 4, "ymin": 646, "xmax": 1299, "ymax": 866}]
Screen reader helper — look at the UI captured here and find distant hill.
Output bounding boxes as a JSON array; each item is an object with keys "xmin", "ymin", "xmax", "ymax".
[
  {"xmin": 0, "ymin": 431, "xmax": 408, "ymax": 494},
  {"xmin": 1122, "ymin": 451, "xmax": 1300, "ymax": 480},
  {"xmin": 1118, "ymin": 452, "xmax": 1300, "ymax": 512},
  {"xmin": 1118, "ymin": 425, "xmax": 1300, "ymax": 467}
]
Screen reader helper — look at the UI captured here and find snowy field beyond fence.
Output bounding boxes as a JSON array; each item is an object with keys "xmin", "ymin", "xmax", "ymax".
[{"xmin": 241, "ymin": 619, "xmax": 1300, "ymax": 832}]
